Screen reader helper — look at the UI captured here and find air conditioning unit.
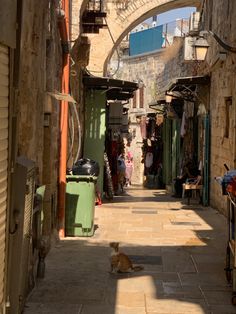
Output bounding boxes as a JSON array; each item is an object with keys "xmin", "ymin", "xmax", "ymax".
[
  {"xmin": 189, "ymin": 12, "xmax": 200, "ymax": 35},
  {"xmin": 184, "ymin": 36, "xmax": 196, "ymax": 61},
  {"xmin": 109, "ymin": 102, "xmax": 123, "ymax": 129}
]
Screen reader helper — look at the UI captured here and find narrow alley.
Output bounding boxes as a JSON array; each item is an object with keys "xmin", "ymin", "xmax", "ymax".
[{"xmin": 24, "ymin": 188, "xmax": 235, "ymax": 314}]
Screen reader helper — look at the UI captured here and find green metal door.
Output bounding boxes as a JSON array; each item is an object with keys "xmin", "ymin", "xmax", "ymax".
[
  {"xmin": 84, "ymin": 90, "xmax": 106, "ymax": 195},
  {"xmin": 203, "ymin": 114, "xmax": 210, "ymax": 206}
]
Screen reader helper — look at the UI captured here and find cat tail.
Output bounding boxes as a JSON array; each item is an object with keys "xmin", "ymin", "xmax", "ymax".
[{"xmin": 132, "ymin": 265, "xmax": 144, "ymax": 272}]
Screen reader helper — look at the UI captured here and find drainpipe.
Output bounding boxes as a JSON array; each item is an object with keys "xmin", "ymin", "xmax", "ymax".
[{"xmin": 58, "ymin": 0, "xmax": 70, "ymax": 238}]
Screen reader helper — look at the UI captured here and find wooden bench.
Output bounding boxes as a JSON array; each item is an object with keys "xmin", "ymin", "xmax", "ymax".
[{"xmin": 182, "ymin": 176, "xmax": 202, "ymax": 205}]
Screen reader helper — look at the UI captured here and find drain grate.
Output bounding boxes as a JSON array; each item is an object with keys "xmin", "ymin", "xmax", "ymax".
[
  {"xmin": 132, "ymin": 210, "xmax": 157, "ymax": 214},
  {"xmin": 129, "ymin": 255, "xmax": 162, "ymax": 265},
  {"xmin": 171, "ymin": 221, "xmax": 201, "ymax": 226}
]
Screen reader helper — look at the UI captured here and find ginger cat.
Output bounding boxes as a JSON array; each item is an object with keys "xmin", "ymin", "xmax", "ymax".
[{"xmin": 109, "ymin": 242, "xmax": 144, "ymax": 273}]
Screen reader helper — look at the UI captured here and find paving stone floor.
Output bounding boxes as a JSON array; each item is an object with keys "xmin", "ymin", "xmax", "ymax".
[{"xmin": 24, "ymin": 188, "xmax": 236, "ymax": 314}]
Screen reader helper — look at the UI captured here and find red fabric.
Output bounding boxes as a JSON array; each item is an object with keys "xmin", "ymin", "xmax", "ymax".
[{"xmin": 226, "ymin": 178, "xmax": 236, "ymax": 196}]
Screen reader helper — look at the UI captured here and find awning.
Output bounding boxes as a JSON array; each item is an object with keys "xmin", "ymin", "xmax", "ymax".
[
  {"xmin": 83, "ymin": 74, "xmax": 139, "ymax": 101},
  {"xmin": 166, "ymin": 75, "xmax": 210, "ymax": 92},
  {"xmin": 165, "ymin": 75, "xmax": 210, "ymax": 101},
  {"xmin": 148, "ymin": 100, "xmax": 166, "ymax": 114}
]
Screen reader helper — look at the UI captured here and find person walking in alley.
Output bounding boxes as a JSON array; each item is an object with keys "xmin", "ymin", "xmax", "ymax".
[
  {"xmin": 117, "ymin": 153, "xmax": 126, "ymax": 193},
  {"xmin": 125, "ymin": 151, "xmax": 133, "ymax": 187}
]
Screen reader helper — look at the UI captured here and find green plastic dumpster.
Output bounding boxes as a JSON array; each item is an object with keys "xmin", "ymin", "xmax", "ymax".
[{"xmin": 65, "ymin": 175, "xmax": 97, "ymax": 236}]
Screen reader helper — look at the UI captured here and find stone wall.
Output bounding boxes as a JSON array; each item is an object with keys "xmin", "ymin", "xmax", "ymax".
[
  {"xmin": 86, "ymin": 0, "xmax": 201, "ymax": 74},
  {"xmin": 71, "ymin": 0, "xmax": 84, "ymax": 41},
  {"xmin": 118, "ymin": 50, "xmax": 165, "ymax": 105},
  {"xmin": 17, "ymin": 1, "xmax": 62, "ymax": 236},
  {"xmin": 202, "ymin": 0, "xmax": 236, "ymax": 214}
]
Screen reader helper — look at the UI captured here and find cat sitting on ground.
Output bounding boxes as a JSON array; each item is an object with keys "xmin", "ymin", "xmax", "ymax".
[{"xmin": 109, "ymin": 242, "xmax": 144, "ymax": 273}]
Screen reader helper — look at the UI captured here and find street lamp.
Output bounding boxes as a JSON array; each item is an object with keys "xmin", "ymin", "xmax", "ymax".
[
  {"xmin": 193, "ymin": 30, "xmax": 236, "ymax": 61},
  {"xmin": 194, "ymin": 36, "xmax": 209, "ymax": 61},
  {"xmin": 165, "ymin": 92, "xmax": 173, "ymax": 103}
]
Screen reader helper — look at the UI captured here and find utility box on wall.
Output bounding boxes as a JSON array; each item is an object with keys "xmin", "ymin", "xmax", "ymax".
[
  {"xmin": 108, "ymin": 102, "xmax": 123, "ymax": 129},
  {"xmin": 189, "ymin": 11, "xmax": 200, "ymax": 35},
  {"xmin": 184, "ymin": 36, "xmax": 196, "ymax": 61},
  {"xmin": 7, "ymin": 156, "xmax": 36, "ymax": 314}
]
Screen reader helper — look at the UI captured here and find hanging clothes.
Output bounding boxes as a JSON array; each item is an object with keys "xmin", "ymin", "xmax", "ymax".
[
  {"xmin": 184, "ymin": 101, "xmax": 194, "ymax": 118},
  {"xmin": 145, "ymin": 152, "xmax": 153, "ymax": 168},
  {"xmin": 140, "ymin": 116, "xmax": 147, "ymax": 139}
]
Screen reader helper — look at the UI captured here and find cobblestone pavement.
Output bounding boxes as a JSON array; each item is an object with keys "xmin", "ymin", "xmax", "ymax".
[{"xmin": 24, "ymin": 188, "xmax": 236, "ymax": 314}]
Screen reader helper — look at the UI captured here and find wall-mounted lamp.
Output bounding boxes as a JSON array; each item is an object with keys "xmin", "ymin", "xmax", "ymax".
[
  {"xmin": 165, "ymin": 92, "xmax": 173, "ymax": 103},
  {"xmin": 194, "ymin": 36, "xmax": 210, "ymax": 61},
  {"xmin": 185, "ymin": 30, "xmax": 236, "ymax": 62}
]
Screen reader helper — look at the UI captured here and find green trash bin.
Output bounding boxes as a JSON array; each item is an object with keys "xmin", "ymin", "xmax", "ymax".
[{"xmin": 65, "ymin": 175, "xmax": 97, "ymax": 236}]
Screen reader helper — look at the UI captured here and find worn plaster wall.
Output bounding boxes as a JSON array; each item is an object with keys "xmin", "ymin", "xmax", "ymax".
[
  {"xmin": 202, "ymin": 0, "xmax": 236, "ymax": 214},
  {"xmin": 70, "ymin": 1, "xmax": 92, "ymax": 164},
  {"xmin": 43, "ymin": 1, "xmax": 63, "ymax": 235},
  {"xmin": 71, "ymin": 0, "xmax": 85, "ymax": 41},
  {"xmin": 17, "ymin": 1, "xmax": 62, "ymax": 237}
]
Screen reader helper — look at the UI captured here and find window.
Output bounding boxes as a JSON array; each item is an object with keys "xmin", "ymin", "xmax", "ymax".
[{"xmin": 225, "ymin": 97, "xmax": 232, "ymax": 138}]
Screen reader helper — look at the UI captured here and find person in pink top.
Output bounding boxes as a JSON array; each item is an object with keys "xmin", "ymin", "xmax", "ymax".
[{"xmin": 125, "ymin": 151, "xmax": 133, "ymax": 187}]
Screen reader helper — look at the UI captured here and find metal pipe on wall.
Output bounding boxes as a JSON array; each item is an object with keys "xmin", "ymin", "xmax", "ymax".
[{"xmin": 58, "ymin": 0, "xmax": 70, "ymax": 238}]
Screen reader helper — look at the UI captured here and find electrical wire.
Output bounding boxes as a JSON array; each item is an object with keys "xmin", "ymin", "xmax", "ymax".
[
  {"xmin": 209, "ymin": 31, "xmax": 236, "ymax": 53},
  {"xmin": 71, "ymin": 101, "xmax": 81, "ymax": 162},
  {"xmin": 85, "ymin": 67, "xmax": 104, "ymax": 75},
  {"xmin": 104, "ymin": 17, "xmax": 121, "ymax": 77},
  {"xmin": 67, "ymin": 105, "xmax": 75, "ymax": 164},
  {"xmin": 84, "ymin": 67, "xmax": 98, "ymax": 77},
  {"xmin": 227, "ymin": 192, "xmax": 236, "ymax": 207},
  {"xmin": 66, "ymin": 97, "xmax": 82, "ymax": 165}
]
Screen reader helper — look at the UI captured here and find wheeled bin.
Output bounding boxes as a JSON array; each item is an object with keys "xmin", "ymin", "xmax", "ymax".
[{"xmin": 65, "ymin": 175, "xmax": 97, "ymax": 236}]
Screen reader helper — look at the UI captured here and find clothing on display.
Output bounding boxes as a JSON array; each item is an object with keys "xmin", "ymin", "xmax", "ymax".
[
  {"xmin": 140, "ymin": 116, "xmax": 147, "ymax": 139},
  {"xmin": 145, "ymin": 152, "xmax": 153, "ymax": 168}
]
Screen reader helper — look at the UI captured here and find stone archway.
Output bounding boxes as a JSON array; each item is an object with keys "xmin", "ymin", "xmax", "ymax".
[{"xmin": 85, "ymin": 0, "xmax": 202, "ymax": 75}]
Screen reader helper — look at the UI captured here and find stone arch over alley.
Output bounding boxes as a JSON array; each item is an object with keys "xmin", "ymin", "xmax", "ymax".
[{"xmin": 85, "ymin": 0, "xmax": 202, "ymax": 75}]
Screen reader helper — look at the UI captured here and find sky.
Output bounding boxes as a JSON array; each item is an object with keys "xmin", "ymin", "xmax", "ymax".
[{"xmin": 147, "ymin": 7, "xmax": 196, "ymax": 25}]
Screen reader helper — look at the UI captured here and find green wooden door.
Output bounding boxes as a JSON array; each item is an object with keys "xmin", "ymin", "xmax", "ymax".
[{"xmin": 84, "ymin": 90, "xmax": 106, "ymax": 194}]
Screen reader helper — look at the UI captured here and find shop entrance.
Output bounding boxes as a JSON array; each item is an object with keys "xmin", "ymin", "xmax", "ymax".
[{"xmin": 142, "ymin": 113, "xmax": 164, "ymax": 189}]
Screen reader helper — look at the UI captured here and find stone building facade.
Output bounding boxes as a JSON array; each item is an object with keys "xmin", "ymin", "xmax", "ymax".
[
  {"xmin": 112, "ymin": 50, "xmax": 165, "ymax": 184},
  {"xmin": 111, "ymin": 37, "xmax": 193, "ymax": 185},
  {"xmin": 200, "ymin": 0, "xmax": 236, "ymax": 213},
  {"xmin": 86, "ymin": 0, "xmax": 202, "ymax": 74},
  {"xmin": 111, "ymin": 0, "xmax": 236, "ymax": 214},
  {"xmin": 17, "ymin": 1, "xmax": 62, "ymax": 236},
  {"xmin": 0, "ymin": 0, "xmax": 70, "ymax": 311}
]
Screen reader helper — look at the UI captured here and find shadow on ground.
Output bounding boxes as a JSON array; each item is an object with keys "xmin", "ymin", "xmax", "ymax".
[{"xmin": 24, "ymin": 189, "xmax": 235, "ymax": 314}]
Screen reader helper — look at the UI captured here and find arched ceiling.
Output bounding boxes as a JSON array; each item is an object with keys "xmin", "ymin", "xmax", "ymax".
[{"xmin": 84, "ymin": 0, "xmax": 202, "ymax": 76}]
